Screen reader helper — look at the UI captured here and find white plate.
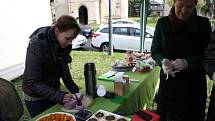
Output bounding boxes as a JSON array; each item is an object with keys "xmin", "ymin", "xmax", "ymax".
[{"xmin": 87, "ymin": 109, "xmax": 131, "ymax": 121}]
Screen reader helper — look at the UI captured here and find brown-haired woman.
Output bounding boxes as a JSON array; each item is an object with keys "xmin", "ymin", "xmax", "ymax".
[
  {"xmin": 23, "ymin": 15, "xmax": 81, "ymax": 117},
  {"xmin": 151, "ymin": 0, "xmax": 212, "ymax": 120}
]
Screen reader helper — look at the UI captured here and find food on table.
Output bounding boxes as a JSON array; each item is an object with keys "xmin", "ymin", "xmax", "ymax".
[
  {"xmin": 133, "ymin": 51, "xmax": 145, "ymax": 58},
  {"xmin": 125, "ymin": 51, "xmax": 134, "ymax": 64},
  {"xmin": 134, "ymin": 57, "xmax": 156, "ymax": 72},
  {"xmin": 88, "ymin": 118, "xmax": 98, "ymax": 121},
  {"xmin": 135, "ymin": 62, "xmax": 151, "ymax": 72},
  {"xmin": 131, "ymin": 51, "xmax": 152, "ymax": 61},
  {"xmin": 95, "ymin": 112, "xmax": 105, "ymax": 118},
  {"xmin": 36, "ymin": 113, "xmax": 75, "ymax": 121},
  {"xmin": 117, "ymin": 118, "xmax": 128, "ymax": 121},
  {"xmin": 112, "ymin": 60, "xmax": 133, "ymax": 72},
  {"xmin": 139, "ymin": 63, "xmax": 150, "ymax": 70},
  {"xmin": 112, "ymin": 60, "xmax": 129, "ymax": 67},
  {"xmin": 144, "ymin": 57, "xmax": 156, "ymax": 67},
  {"xmin": 105, "ymin": 115, "xmax": 116, "ymax": 120},
  {"xmin": 74, "ymin": 110, "xmax": 93, "ymax": 120},
  {"xmin": 112, "ymin": 51, "xmax": 156, "ymax": 72},
  {"xmin": 87, "ymin": 110, "xmax": 130, "ymax": 121}
]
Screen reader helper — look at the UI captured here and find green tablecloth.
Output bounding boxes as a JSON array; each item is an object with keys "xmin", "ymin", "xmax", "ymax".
[{"xmin": 31, "ymin": 67, "xmax": 160, "ymax": 120}]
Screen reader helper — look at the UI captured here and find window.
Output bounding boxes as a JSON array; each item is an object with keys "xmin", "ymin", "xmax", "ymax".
[
  {"xmin": 113, "ymin": 21, "xmax": 124, "ymax": 24},
  {"xmin": 134, "ymin": 29, "xmax": 141, "ymax": 37},
  {"xmin": 113, "ymin": 27, "xmax": 129, "ymax": 36},
  {"xmin": 130, "ymin": 28, "xmax": 141, "ymax": 37},
  {"xmin": 130, "ymin": 28, "xmax": 152, "ymax": 38},
  {"xmin": 100, "ymin": 28, "xmax": 109, "ymax": 33},
  {"xmin": 123, "ymin": 21, "xmax": 133, "ymax": 24},
  {"xmin": 113, "ymin": 21, "xmax": 133, "ymax": 24}
]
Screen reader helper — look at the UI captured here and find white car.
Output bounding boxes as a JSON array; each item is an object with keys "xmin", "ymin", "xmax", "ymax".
[
  {"xmin": 72, "ymin": 34, "xmax": 88, "ymax": 49},
  {"xmin": 112, "ymin": 19, "xmax": 140, "ymax": 25},
  {"xmin": 91, "ymin": 24, "xmax": 155, "ymax": 52}
]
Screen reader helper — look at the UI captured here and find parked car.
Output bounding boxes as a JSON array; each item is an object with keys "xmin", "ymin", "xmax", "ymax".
[
  {"xmin": 91, "ymin": 24, "xmax": 154, "ymax": 52},
  {"xmin": 72, "ymin": 34, "xmax": 88, "ymax": 49},
  {"xmin": 112, "ymin": 19, "xmax": 139, "ymax": 25},
  {"xmin": 80, "ymin": 24, "xmax": 93, "ymax": 37}
]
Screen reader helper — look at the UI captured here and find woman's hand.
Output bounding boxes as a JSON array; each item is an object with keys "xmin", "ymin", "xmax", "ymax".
[
  {"xmin": 162, "ymin": 59, "xmax": 179, "ymax": 80},
  {"xmin": 63, "ymin": 93, "xmax": 73, "ymax": 104},
  {"xmin": 172, "ymin": 59, "xmax": 188, "ymax": 71},
  {"xmin": 162, "ymin": 59, "xmax": 173, "ymax": 73}
]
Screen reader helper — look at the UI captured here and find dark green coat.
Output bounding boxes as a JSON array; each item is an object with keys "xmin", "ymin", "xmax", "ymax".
[
  {"xmin": 151, "ymin": 16, "xmax": 211, "ymax": 119},
  {"xmin": 204, "ymin": 31, "xmax": 215, "ymax": 121}
]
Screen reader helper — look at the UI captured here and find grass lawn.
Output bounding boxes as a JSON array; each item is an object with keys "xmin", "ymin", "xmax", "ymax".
[
  {"xmin": 89, "ymin": 22, "xmax": 100, "ymax": 31},
  {"xmin": 13, "ymin": 50, "xmax": 214, "ymax": 120},
  {"xmin": 210, "ymin": 19, "xmax": 215, "ymax": 25}
]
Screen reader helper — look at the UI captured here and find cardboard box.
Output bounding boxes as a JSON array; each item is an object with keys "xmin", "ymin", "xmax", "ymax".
[{"xmin": 114, "ymin": 75, "xmax": 129, "ymax": 96}]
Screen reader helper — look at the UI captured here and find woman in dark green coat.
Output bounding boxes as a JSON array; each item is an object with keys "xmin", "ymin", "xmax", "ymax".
[{"xmin": 151, "ymin": 0, "xmax": 211, "ymax": 120}]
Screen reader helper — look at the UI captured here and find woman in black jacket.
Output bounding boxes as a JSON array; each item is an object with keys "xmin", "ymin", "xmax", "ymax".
[
  {"xmin": 151, "ymin": 0, "xmax": 211, "ymax": 120},
  {"xmin": 204, "ymin": 31, "xmax": 215, "ymax": 121},
  {"xmin": 23, "ymin": 15, "xmax": 81, "ymax": 117}
]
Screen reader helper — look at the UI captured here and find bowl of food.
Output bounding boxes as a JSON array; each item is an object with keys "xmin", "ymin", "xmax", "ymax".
[
  {"xmin": 112, "ymin": 60, "xmax": 133, "ymax": 72},
  {"xmin": 36, "ymin": 112, "xmax": 76, "ymax": 121}
]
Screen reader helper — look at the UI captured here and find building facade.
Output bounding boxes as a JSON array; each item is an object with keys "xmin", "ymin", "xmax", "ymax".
[
  {"xmin": 150, "ymin": 0, "xmax": 164, "ymax": 16},
  {"xmin": 54, "ymin": 0, "xmax": 128, "ymax": 24}
]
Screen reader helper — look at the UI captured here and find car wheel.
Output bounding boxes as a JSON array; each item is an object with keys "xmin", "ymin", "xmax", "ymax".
[{"xmin": 100, "ymin": 43, "xmax": 110, "ymax": 52}]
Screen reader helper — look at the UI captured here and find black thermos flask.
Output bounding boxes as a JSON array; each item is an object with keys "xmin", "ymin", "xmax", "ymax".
[{"xmin": 84, "ymin": 62, "xmax": 97, "ymax": 98}]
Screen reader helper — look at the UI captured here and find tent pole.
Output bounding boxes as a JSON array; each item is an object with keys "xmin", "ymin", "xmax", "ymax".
[
  {"xmin": 140, "ymin": 0, "xmax": 148, "ymax": 53},
  {"xmin": 108, "ymin": 0, "xmax": 113, "ymax": 55}
]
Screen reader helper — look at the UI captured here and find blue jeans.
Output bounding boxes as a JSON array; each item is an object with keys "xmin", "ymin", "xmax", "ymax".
[{"xmin": 25, "ymin": 99, "xmax": 56, "ymax": 118}]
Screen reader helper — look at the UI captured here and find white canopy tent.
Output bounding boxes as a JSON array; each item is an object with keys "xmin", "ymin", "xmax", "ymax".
[{"xmin": 0, "ymin": 0, "xmax": 52, "ymax": 81}]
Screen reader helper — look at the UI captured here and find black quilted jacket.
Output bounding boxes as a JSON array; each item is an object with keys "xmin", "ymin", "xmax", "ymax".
[{"xmin": 23, "ymin": 26, "xmax": 79, "ymax": 104}]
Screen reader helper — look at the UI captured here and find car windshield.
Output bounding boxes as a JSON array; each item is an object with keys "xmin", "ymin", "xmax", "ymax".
[{"xmin": 112, "ymin": 20, "xmax": 139, "ymax": 25}]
